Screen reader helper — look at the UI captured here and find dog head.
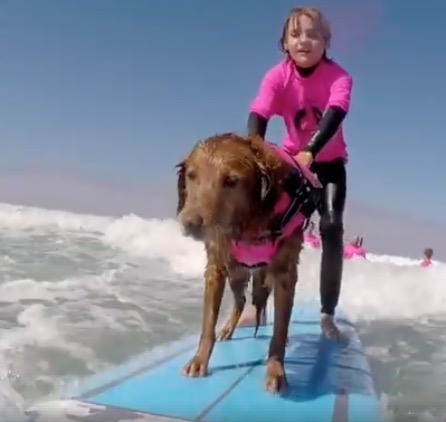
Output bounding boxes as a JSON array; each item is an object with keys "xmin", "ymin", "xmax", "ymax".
[{"xmin": 175, "ymin": 133, "xmax": 282, "ymax": 240}]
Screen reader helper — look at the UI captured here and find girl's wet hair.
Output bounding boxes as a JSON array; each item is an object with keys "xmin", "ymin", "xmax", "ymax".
[
  {"xmin": 424, "ymin": 248, "xmax": 433, "ymax": 259},
  {"xmin": 278, "ymin": 6, "xmax": 332, "ymax": 53}
]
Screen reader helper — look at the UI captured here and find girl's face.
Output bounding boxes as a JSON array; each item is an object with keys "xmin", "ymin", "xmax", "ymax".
[{"xmin": 283, "ymin": 14, "xmax": 326, "ymax": 68}]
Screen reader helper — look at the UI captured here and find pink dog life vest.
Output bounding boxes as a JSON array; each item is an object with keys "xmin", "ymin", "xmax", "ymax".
[{"xmin": 229, "ymin": 143, "xmax": 322, "ymax": 268}]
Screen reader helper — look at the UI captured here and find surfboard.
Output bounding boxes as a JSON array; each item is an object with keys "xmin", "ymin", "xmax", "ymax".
[{"xmin": 24, "ymin": 302, "xmax": 382, "ymax": 422}]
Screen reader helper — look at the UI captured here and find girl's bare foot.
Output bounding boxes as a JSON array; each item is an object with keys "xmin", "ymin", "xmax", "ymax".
[
  {"xmin": 237, "ymin": 305, "xmax": 266, "ymax": 326},
  {"xmin": 320, "ymin": 313, "xmax": 341, "ymax": 341}
]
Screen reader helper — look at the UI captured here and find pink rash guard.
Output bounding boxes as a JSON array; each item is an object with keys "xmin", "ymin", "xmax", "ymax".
[
  {"xmin": 420, "ymin": 258, "xmax": 432, "ymax": 268},
  {"xmin": 304, "ymin": 233, "xmax": 320, "ymax": 248},
  {"xmin": 249, "ymin": 58, "xmax": 353, "ymax": 162},
  {"xmin": 343, "ymin": 243, "xmax": 366, "ymax": 260}
]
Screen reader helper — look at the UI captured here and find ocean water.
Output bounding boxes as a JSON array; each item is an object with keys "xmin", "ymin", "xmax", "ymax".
[{"xmin": 0, "ymin": 202, "xmax": 444, "ymax": 421}]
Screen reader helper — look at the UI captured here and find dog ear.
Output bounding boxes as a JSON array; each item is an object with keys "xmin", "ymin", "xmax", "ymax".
[
  {"xmin": 256, "ymin": 161, "xmax": 273, "ymax": 201},
  {"xmin": 175, "ymin": 161, "xmax": 186, "ymax": 216},
  {"xmin": 247, "ymin": 137, "xmax": 273, "ymax": 202}
]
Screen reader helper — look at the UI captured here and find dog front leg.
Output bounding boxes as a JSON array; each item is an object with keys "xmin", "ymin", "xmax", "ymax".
[
  {"xmin": 182, "ymin": 262, "xmax": 226, "ymax": 377},
  {"xmin": 264, "ymin": 264, "xmax": 297, "ymax": 393}
]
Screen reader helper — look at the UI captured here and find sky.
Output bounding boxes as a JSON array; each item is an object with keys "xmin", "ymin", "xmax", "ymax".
[{"xmin": 0, "ymin": 0, "xmax": 445, "ymax": 258}]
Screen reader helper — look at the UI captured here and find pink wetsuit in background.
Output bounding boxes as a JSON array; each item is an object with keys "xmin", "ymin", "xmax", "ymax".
[
  {"xmin": 343, "ymin": 244, "xmax": 366, "ymax": 259},
  {"xmin": 249, "ymin": 57, "xmax": 353, "ymax": 162},
  {"xmin": 304, "ymin": 233, "xmax": 320, "ymax": 248}
]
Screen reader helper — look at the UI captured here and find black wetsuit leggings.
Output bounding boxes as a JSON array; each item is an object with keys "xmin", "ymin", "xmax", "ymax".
[{"xmin": 310, "ymin": 158, "xmax": 347, "ymax": 316}]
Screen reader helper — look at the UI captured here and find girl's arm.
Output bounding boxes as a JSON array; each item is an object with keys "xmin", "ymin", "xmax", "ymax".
[
  {"xmin": 247, "ymin": 112, "xmax": 268, "ymax": 138},
  {"xmin": 303, "ymin": 72, "xmax": 352, "ymax": 157}
]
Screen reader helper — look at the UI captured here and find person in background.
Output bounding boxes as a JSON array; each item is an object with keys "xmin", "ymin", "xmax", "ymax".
[
  {"xmin": 304, "ymin": 220, "xmax": 321, "ymax": 248},
  {"xmin": 307, "ymin": 220, "xmax": 316, "ymax": 235},
  {"xmin": 420, "ymin": 248, "xmax": 433, "ymax": 267},
  {"xmin": 241, "ymin": 6, "xmax": 353, "ymax": 340},
  {"xmin": 343, "ymin": 235, "xmax": 366, "ymax": 259},
  {"xmin": 351, "ymin": 235, "xmax": 364, "ymax": 248}
]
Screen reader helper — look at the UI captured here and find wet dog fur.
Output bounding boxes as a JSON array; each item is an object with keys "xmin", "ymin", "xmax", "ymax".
[{"xmin": 176, "ymin": 133, "xmax": 304, "ymax": 393}]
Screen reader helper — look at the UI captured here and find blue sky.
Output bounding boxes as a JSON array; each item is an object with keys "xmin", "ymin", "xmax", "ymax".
[{"xmin": 0, "ymin": 0, "xmax": 445, "ymax": 257}]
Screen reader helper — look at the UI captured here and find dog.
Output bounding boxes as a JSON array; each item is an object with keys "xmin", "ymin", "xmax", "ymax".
[{"xmin": 176, "ymin": 133, "xmax": 321, "ymax": 393}]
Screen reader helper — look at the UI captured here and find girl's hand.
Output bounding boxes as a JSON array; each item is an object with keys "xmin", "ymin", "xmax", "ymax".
[{"xmin": 293, "ymin": 151, "xmax": 313, "ymax": 168}]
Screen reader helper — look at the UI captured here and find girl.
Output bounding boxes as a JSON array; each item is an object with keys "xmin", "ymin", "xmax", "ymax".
[{"xmin": 247, "ymin": 7, "xmax": 353, "ymax": 340}]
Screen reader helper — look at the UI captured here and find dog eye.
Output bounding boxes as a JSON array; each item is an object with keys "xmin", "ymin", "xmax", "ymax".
[
  {"xmin": 186, "ymin": 170, "xmax": 197, "ymax": 181},
  {"xmin": 223, "ymin": 175, "xmax": 238, "ymax": 188}
]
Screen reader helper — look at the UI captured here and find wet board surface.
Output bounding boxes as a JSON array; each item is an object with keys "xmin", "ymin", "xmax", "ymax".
[{"xmin": 25, "ymin": 303, "xmax": 382, "ymax": 422}]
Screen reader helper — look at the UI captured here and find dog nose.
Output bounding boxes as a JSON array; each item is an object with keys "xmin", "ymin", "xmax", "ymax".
[{"xmin": 180, "ymin": 215, "xmax": 204, "ymax": 239}]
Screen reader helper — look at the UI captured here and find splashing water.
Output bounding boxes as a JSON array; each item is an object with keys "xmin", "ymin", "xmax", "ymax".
[{"xmin": 0, "ymin": 202, "xmax": 443, "ymax": 421}]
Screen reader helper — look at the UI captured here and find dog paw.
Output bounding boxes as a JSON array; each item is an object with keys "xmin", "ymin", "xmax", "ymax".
[
  {"xmin": 264, "ymin": 357, "xmax": 287, "ymax": 393},
  {"xmin": 217, "ymin": 323, "xmax": 235, "ymax": 341},
  {"xmin": 182, "ymin": 355, "xmax": 209, "ymax": 377}
]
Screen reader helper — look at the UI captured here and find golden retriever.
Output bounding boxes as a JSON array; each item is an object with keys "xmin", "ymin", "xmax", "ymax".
[{"xmin": 176, "ymin": 132, "xmax": 320, "ymax": 393}]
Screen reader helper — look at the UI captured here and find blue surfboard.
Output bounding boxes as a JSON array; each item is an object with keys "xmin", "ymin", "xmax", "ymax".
[{"xmin": 25, "ymin": 302, "xmax": 382, "ymax": 422}]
